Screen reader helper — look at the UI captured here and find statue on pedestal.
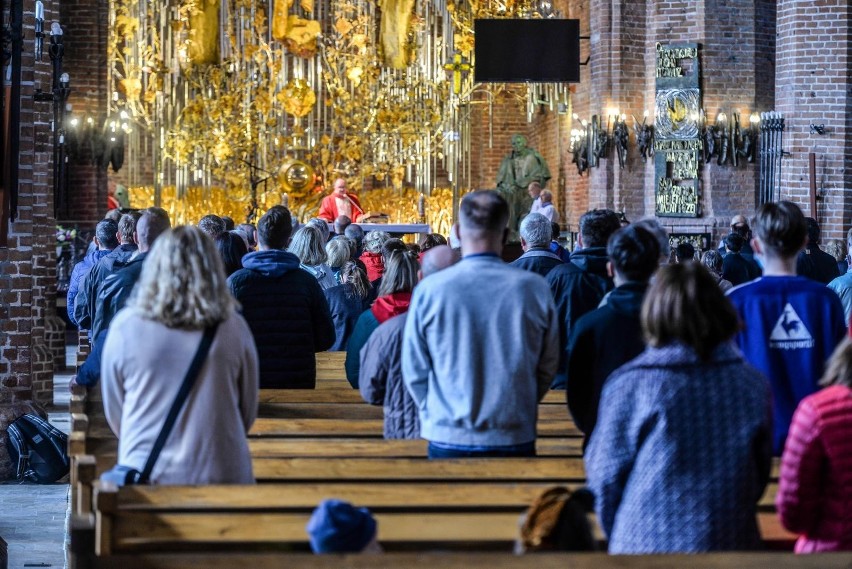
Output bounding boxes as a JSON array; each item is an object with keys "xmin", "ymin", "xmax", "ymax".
[{"xmin": 496, "ymin": 134, "xmax": 552, "ymax": 240}]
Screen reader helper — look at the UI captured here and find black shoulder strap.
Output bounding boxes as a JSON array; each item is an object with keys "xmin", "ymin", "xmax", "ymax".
[{"xmin": 139, "ymin": 323, "xmax": 219, "ymax": 483}]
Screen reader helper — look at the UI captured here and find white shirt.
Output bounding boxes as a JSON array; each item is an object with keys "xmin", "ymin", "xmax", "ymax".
[
  {"xmin": 530, "ymin": 197, "xmax": 542, "ymax": 214},
  {"xmin": 539, "ymin": 202, "xmax": 559, "ymax": 223}
]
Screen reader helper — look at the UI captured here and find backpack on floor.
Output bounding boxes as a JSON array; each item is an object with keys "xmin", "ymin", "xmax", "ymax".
[{"xmin": 5, "ymin": 413, "xmax": 69, "ymax": 483}]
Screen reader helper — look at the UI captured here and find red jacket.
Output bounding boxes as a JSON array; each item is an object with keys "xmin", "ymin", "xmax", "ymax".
[
  {"xmin": 360, "ymin": 251, "xmax": 384, "ymax": 283},
  {"xmin": 317, "ymin": 193, "xmax": 363, "ymax": 222},
  {"xmin": 776, "ymin": 384, "xmax": 852, "ymax": 552}
]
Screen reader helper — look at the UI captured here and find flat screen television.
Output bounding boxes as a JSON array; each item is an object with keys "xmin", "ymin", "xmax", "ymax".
[{"xmin": 474, "ymin": 19, "xmax": 580, "ymax": 83}]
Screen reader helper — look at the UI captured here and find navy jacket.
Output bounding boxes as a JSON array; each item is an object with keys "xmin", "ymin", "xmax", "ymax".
[
  {"xmin": 546, "ymin": 247, "xmax": 614, "ymax": 387},
  {"xmin": 722, "ymin": 252, "xmax": 760, "ymax": 287},
  {"xmin": 323, "ymin": 283, "xmax": 371, "ymax": 351},
  {"xmin": 228, "ymin": 249, "xmax": 335, "ymax": 388},
  {"xmin": 510, "ymin": 248, "xmax": 564, "ymax": 278},
  {"xmin": 565, "ymin": 282, "xmax": 647, "ymax": 443}
]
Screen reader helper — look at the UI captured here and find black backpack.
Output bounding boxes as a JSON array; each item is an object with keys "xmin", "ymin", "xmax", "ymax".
[{"xmin": 5, "ymin": 414, "xmax": 70, "ymax": 483}]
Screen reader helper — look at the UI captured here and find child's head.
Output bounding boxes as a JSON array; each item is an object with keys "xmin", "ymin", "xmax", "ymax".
[
  {"xmin": 753, "ymin": 201, "xmax": 807, "ymax": 260},
  {"xmin": 516, "ymin": 487, "xmax": 596, "ymax": 553},
  {"xmin": 306, "ymin": 499, "xmax": 378, "ymax": 554}
]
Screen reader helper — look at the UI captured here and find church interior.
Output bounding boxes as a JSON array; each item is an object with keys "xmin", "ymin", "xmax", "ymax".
[{"xmin": 0, "ymin": 0, "xmax": 851, "ymax": 564}]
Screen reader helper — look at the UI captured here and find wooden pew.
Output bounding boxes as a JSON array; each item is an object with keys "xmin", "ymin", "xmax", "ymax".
[
  {"xmin": 70, "ymin": 551, "xmax": 852, "ymax": 569},
  {"xmin": 85, "ymin": 481, "xmax": 795, "ymax": 557}
]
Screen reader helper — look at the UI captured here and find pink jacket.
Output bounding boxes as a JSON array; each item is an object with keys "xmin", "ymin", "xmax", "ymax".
[{"xmin": 776, "ymin": 385, "xmax": 852, "ymax": 552}]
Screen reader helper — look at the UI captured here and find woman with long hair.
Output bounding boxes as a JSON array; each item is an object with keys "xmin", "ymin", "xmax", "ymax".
[
  {"xmin": 345, "ymin": 249, "xmax": 419, "ymax": 388},
  {"xmin": 585, "ymin": 262, "xmax": 772, "ymax": 553},
  {"xmin": 100, "ymin": 226, "xmax": 259, "ymax": 484},
  {"xmin": 323, "ymin": 261, "xmax": 372, "ymax": 351},
  {"xmin": 325, "ymin": 236, "xmax": 352, "ymax": 285},
  {"xmin": 215, "ymin": 231, "xmax": 249, "ymax": 277},
  {"xmin": 290, "ymin": 225, "xmax": 337, "ymax": 290},
  {"xmin": 776, "ymin": 337, "xmax": 852, "ymax": 552}
]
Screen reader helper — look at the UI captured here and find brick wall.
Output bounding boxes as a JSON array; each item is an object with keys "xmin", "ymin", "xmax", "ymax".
[
  {"xmin": 775, "ymin": 0, "xmax": 851, "ymax": 242},
  {"xmin": 0, "ymin": 0, "xmax": 63, "ymax": 477}
]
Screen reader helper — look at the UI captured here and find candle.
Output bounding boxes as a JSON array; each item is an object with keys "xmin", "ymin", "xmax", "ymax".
[{"xmin": 35, "ymin": 1, "xmax": 44, "ymax": 20}]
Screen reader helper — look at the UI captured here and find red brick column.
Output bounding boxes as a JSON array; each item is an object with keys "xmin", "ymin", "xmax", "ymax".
[{"xmin": 775, "ymin": 0, "xmax": 851, "ymax": 241}]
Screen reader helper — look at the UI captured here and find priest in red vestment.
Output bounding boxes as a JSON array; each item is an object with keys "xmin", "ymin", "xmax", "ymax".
[{"xmin": 318, "ymin": 178, "xmax": 364, "ymax": 222}]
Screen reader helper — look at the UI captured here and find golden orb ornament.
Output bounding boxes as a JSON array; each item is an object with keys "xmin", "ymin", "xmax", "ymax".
[{"xmin": 278, "ymin": 159, "xmax": 315, "ymax": 193}]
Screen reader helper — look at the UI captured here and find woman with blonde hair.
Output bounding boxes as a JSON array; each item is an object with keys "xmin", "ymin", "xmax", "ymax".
[
  {"xmin": 100, "ymin": 226, "xmax": 259, "ymax": 484},
  {"xmin": 326, "ymin": 236, "xmax": 352, "ymax": 285},
  {"xmin": 586, "ymin": 262, "xmax": 772, "ymax": 552},
  {"xmin": 290, "ymin": 225, "xmax": 336, "ymax": 290}
]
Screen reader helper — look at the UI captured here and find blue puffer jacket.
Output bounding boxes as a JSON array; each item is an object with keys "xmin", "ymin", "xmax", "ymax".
[
  {"xmin": 228, "ymin": 249, "xmax": 335, "ymax": 388},
  {"xmin": 323, "ymin": 283, "xmax": 371, "ymax": 351}
]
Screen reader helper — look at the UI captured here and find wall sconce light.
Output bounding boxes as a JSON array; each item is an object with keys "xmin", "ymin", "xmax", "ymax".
[
  {"xmin": 809, "ymin": 124, "xmax": 826, "ymax": 135},
  {"xmin": 633, "ymin": 110, "xmax": 654, "ymax": 162},
  {"xmin": 66, "ymin": 112, "xmax": 128, "ymax": 172},
  {"xmin": 34, "ymin": 0, "xmax": 44, "ymax": 60},
  {"xmin": 613, "ymin": 113, "xmax": 629, "ymax": 169},
  {"xmin": 570, "ymin": 120, "xmax": 590, "ymax": 176}
]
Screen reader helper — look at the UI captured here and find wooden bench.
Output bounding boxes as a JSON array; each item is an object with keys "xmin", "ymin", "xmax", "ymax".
[{"xmin": 69, "ymin": 551, "xmax": 852, "ymax": 569}]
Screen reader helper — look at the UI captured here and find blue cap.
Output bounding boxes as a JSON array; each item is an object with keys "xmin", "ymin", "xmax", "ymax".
[{"xmin": 306, "ymin": 499, "xmax": 378, "ymax": 553}]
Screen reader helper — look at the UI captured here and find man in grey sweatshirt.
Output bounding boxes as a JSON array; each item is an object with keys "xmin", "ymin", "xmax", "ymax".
[{"xmin": 402, "ymin": 190, "xmax": 560, "ymax": 458}]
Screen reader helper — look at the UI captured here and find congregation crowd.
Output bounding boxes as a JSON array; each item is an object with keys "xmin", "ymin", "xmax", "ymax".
[{"xmin": 66, "ymin": 180, "xmax": 852, "ymax": 554}]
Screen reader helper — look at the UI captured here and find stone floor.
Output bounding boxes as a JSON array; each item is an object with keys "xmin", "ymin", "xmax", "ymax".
[{"xmin": 0, "ymin": 347, "xmax": 74, "ymax": 569}]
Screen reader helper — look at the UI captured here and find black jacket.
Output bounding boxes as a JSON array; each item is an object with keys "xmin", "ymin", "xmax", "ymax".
[
  {"xmin": 74, "ymin": 243, "xmax": 138, "ymax": 330},
  {"xmin": 722, "ymin": 251, "xmax": 761, "ymax": 286},
  {"xmin": 92, "ymin": 252, "xmax": 148, "ymax": 342},
  {"xmin": 546, "ymin": 247, "xmax": 614, "ymax": 388},
  {"xmin": 228, "ymin": 249, "xmax": 335, "ymax": 388},
  {"xmin": 510, "ymin": 248, "xmax": 564, "ymax": 278},
  {"xmin": 565, "ymin": 282, "xmax": 648, "ymax": 444},
  {"xmin": 797, "ymin": 245, "xmax": 841, "ymax": 284}
]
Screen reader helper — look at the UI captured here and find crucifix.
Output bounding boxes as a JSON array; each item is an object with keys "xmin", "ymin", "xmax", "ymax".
[{"xmin": 444, "ymin": 53, "xmax": 471, "ymax": 95}]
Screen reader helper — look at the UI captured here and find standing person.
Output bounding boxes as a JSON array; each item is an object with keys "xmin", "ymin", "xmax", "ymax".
[
  {"xmin": 727, "ymin": 201, "xmax": 846, "ymax": 453},
  {"xmin": 333, "ymin": 215, "xmax": 352, "ymax": 237},
  {"xmin": 325, "ymin": 237, "xmax": 352, "ymax": 284},
  {"xmin": 701, "ymin": 250, "xmax": 733, "ymax": 292},
  {"xmin": 317, "ymin": 178, "xmax": 364, "ymax": 222},
  {"xmin": 323, "ymin": 262, "xmax": 372, "ymax": 351},
  {"xmin": 290, "ymin": 225, "xmax": 337, "ymax": 290},
  {"xmin": 776, "ymin": 338, "xmax": 852, "ymax": 552},
  {"xmin": 546, "ymin": 209, "xmax": 621, "ymax": 388},
  {"xmin": 528, "ymin": 182, "xmax": 543, "ymax": 214},
  {"xmin": 722, "ymin": 232, "xmax": 760, "ymax": 286},
  {"xmin": 67, "ymin": 219, "xmax": 118, "ymax": 327},
  {"xmin": 511, "ymin": 213, "xmax": 564, "ymax": 277},
  {"xmin": 797, "ymin": 217, "xmax": 840, "ymax": 284},
  {"xmin": 538, "ymin": 190, "xmax": 559, "ymax": 224},
  {"xmin": 402, "ymin": 190, "xmax": 559, "ymax": 458},
  {"xmin": 828, "ymin": 228, "xmax": 852, "ymax": 324},
  {"xmin": 565, "ymin": 225, "xmax": 660, "ymax": 446},
  {"xmin": 586, "ymin": 262, "xmax": 773, "ymax": 553},
  {"xmin": 360, "ymin": 245, "xmax": 457, "ymax": 439},
  {"xmin": 228, "ymin": 206, "xmax": 335, "ymax": 389},
  {"xmin": 345, "ymin": 250, "xmax": 418, "ymax": 387},
  {"xmin": 215, "ymin": 231, "xmax": 249, "ymax": 277},
  {"xmin": 101, "ymin": 226, "xmax": 259, "ymax": 484}
]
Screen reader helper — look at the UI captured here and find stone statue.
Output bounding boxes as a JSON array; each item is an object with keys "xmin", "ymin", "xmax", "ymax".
[{"xmin": 496, "ymin": 134, "xmax": 552, "ymax": 239}]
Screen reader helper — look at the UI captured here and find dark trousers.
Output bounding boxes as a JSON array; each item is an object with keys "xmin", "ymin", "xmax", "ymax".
[{"xmin": 427, "ymin": 441, "xmax": 536, "ymax": 459}]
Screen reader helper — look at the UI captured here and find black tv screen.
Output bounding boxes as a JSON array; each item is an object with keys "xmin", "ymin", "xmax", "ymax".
[{"xmin": 474, "ymin": 19, "xmax": 580, "ymax": 83}]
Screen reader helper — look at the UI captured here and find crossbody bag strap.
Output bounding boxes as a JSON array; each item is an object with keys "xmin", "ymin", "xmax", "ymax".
[{"xmin": 139, "ymin": 322, "xmax": 219, "ymax": 483}]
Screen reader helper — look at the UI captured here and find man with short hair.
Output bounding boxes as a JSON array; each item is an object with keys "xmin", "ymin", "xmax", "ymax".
[
  {"xmin": 334, "ymin": 215, "xmax": 352, "ymax": 237},
  {"xmin": 674, "ymin": 242, "xmax": 695, "ymax": 263},
  {"xmin": 68, "ymin": 219, "xmax": 118, "ymax": 327},
  {"xmin": 198, "ymin": 214, "xmax": 227, "ymax": 239},
  {"xmin": 538, "ymin": 190, "xmax": 559, "ymax": 223},
  {"xmin": 827, "ymin": 227, "xmax": 852, "ymax": 323},
  {"xmin": 344, "ymin": 223, "xmax": 366, "ymax": 257},
  {"xmin": 402, "ymin": 190, "xmax": 559, "ymax": 458},
  {"xmin": 727, "ymin": 201, "xmax": 846, "ymax": 453},
  {"xmin": 546, "ymin": 209, "xmax": 621, "ymax": 388},
  {"xmin": 528, "ymin": 182, "xmax": 542, "ymax": 214},
  {"xmin": 797, "ymin": 217, "xmax": 840, "ymax": 284},
  {"xmin": 511, "ymin": 213, "xmax": 564, "ymax": 277},
  {"xmin": 565, "ymin": 225, "xmax": 660, "ymax": 445},
  {"xmin": 94, "ymin": 207, "xmax": 172, "ymax": 342},
  {"xmin": 318, "ymin": 178, "xmax": 364, "ymax": 222},
  {"xmin": 549, "ymin": 222, "xmax": 570, "ymax": 262},
  {"xmin": 722, "ymin": 232, "xmax": 760, "ymax": 286},
  {"xmin": 74, "ymin": 213, "xmax": 139, "ymax": 331},
  {"xmin": 229, "ymin": 206, "xmax": 335, "ymax": 388}
]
